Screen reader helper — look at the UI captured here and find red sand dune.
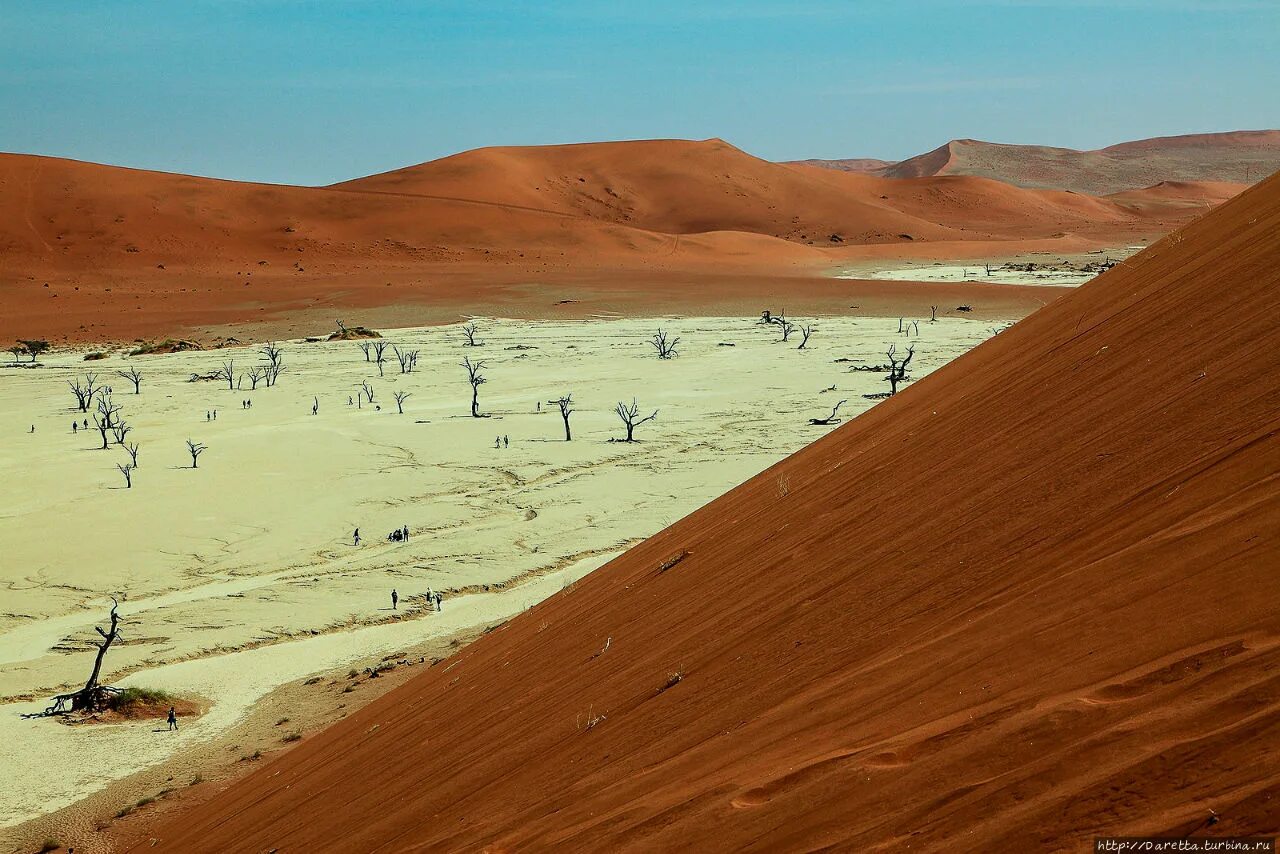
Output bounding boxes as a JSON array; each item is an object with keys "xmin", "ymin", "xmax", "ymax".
[
  {"xmin": 0, "ymin": 139, "xmax": 1238, "ymax": 344},
  {"xmin": 133, "ymin": 173, "xmax": 1280, "ymax": 851},
  {"xmin": 794, "ymin": 130, "xmax": 1280, "ymax": 195}
]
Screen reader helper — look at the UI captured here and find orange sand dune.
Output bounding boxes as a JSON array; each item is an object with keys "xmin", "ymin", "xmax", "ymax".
[
  {"xmin": 132, "ymin": 173, "xmax": 1280, "ymax": 851},
  {"xmin": 795, "ymin": 129, "xmax": 1280, "ymax": 194},
  {"xmin": 0, "ymin": 140, "xmax": 1243, "ymax": 344}
]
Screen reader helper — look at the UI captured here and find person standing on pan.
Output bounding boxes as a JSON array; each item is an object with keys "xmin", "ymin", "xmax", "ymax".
[{"xmin": 391, "ymin": 588, "xmax": 399, "ymax": 610}]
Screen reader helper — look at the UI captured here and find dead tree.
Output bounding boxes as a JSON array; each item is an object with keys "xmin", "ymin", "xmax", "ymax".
[
  {"xmin": 808, "ymin": 399, "xmax": 847, "ymax": 425},
  {"xmin": 360, "ymin": 380, "xmax": 375, "ymax": 403},
  {"xmin": 930, "ymin": 305, "xmax": 938, "ymax": 322},
  {"xmin": 217, "ymin": 359, "xmax": 236, "ymax": 390},
  {"xmin": 650, "ymin": 329, "xmax": 680, "ymax": 359},
  {"xmin": 68, "ymin": 373, "xmax": 103, "ymax": 412},
  {"xmin": 124, "ymin": 441, "xmax": 139, "ymax": 467},
  {"xmin": 259, "ymin": 342, "xmax": 286, "ymax": 387},
  {"xmin": 358, "ymin": 341, "xmax": 373, "ymax": 362},
  {"xmin": 614, "ymin": 398, "xmax": 657, "ymax": 442},
  {"xmin": 394, "ymin": 345, "xmax": 419, "ymax": 373},
  {"xmin": 392, "ymin": 390, "xmax": 410, "ymax": 413},
  {"xmin": 778, "ymin": 314, "xmax": 796, "ymax": 342},
  {"xmin": 461, "ymin": 322, "xmax": 482, "ymax": 347},
  {"xmin": 36, "ymin": 599, "xmax": 124, "ymax": 715},
  {"xmin": 897, "ymin": 317, "xmax": 905, "ymax": 334},
  {"xmin": 798, "ymin": 324, "xmax": 814, "ymax": 349},
  {"xmin": 462, "ymin": 357, "xmax": 487, "ymax": 417},
  {"xmin": 93, "ymin": 393, "xmax": 121, "ymax": 450},
  {"xmin": 116, "ymin": 462, "xmax": 134, "ymax": 488},
  {"xmin": 886, "ymin": 344, "xmax": 915, "ymax": 395},
  {"xmin": 550, "ymin": 393, "xmax": 574, "ymax": 440},
  {"xmin": 372, "ymin": 341, "xmax": 389, "ymax": 376},
  {"xmin": 186, "ymin": 438, "xmax": 207, "ymax": 468},
  {"xmin": 116, "ymin": 366, "xmax": 143, "ymax": 394},
  {"xmin": 246, "ymin": 366, "xmax": 265, "ymax": 389},
  {"xmin": 760, "ymin": 310, "xmax": 776, "ymax": 325},
  {"xmin": 111, "ymin": 420, "xmax": 131, "ymax": 445}
]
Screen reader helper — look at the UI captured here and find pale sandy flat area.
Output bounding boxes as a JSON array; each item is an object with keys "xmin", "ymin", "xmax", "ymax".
[
  {"xmin": 837, "ymin": 246, "xmax": 1148, "ymax": 288},
  {"xmin": 0, "ymin": 314, "xmax": 996, "ymax": 827}
]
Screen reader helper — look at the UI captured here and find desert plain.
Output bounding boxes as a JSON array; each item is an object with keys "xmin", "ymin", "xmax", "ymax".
[{"xmin": 0, "ymin": 310, "xmax": 1001, "ymax": 830}]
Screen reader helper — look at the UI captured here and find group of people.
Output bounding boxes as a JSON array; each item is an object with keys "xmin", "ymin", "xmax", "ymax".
[
  {"xmin": 240, "ymin": 399, "xmax": 253, "ymax": 409},
  {"xmin": 494, "ymin": 435, "xmax": 510, "ymax": 449},
  {"xmin": 387, "ymin": 525, "xmax": 410, "ymax": 542},
  {"xmin": 390, "ymin": 588, "xmax": 443, "ymax": 611},
  {"xmin": 205, "ymin": 409, "xmax": 218, "ymax": 421}
]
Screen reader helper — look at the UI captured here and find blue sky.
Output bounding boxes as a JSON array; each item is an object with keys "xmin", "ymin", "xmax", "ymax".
[{"xmin": 1, "ymin": 1, "xmax": 1276, "ymax": 184}]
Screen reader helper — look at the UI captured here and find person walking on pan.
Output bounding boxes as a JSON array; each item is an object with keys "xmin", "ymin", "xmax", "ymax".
[
  {"xmin": 72, "ymin": 421, "xmax": 78, "ymax": 434},
  {"xmin": 353, "ymin": 527, "xmax": 361, "ymax": 546},
  {"xmin": 434, "ymin": 591, "xmax": 443, "ymax": 611},
  {"xmin": 167, "ymin": 706, "xmax": 178, "ymax": 731},
  {"xmin": 391, "ymin": 588, "xmax": 398, "ymax": 610}
]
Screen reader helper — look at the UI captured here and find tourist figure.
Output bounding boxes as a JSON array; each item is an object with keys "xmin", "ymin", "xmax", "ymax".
[
  {"xmin": 83, "ymin": 418, "xmax": 89, "ymax": 430},
  {"xmin": 167, "ymin": 706, "xmax": 178, "ymax": 731},
  {"xmin": 495, "ymin": 436, "xmax": 501, "ymax": 449},
  {"xmin": 206, "ymin": 411, "xmax": 210, "ymax": 422},
  {"xmin": 213, "ymin": 409, "xmax": 217, "ymax": 420},
  {"xmin": 391, "ymin": 589, "xmax": 398, "ymax": 610},
  {"xmin": 353, "ymin": 528, "xmax": 361, "ymax": 546},
  {"xmin": 402, "ymin": 525, "xmax": 409, "ymax": 541},
  {"xmin": 72, "ymin": 421, "xmax": 78, "ymax": 433},
  {"xmin": 503, "ymin": 435, "xmax": 509, "ymax": 448},
  {"xmin": 434, "ymin": 591, "xmax": 442, "ymax": 611},
  {"xmin": 29, "ymin": 425, "xmax": 35, "ymax": 433}
]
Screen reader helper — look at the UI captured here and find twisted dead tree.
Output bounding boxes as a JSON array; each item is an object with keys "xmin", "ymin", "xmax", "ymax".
[
  {"xmin": 614, "ymin": 398, "xmax": 657, "ymax": 442},
  {"xmin": 360, "ymin": 380, "xmax": 375, "ymax": 403},
  {"xmin": 117, "ymin": 462, "xmax": 135, "ymax": 488},
  {"xmin": 808, "ymin": 399, "xmax": 847, "ymax": 425},
  {"xmin": 259, "ymin": 342, "xmax": 286, "ymax": 387},
  {"xmin": 124, "ymin": 441, "xmax": 139, "ymax": 467},
  {"xmin": 394, "ymin": 345, "xmax": 419, "ymax": 374},
  {"xmin": 116, "ymin": 366, "xmax": 143, "ymax": 394},
  {"xmin": 359, "ymin": 341, "xmax": 373, "ymax": 362},
  {"xmin": 217, "ymin": 359, "xmax": 236, "ymax": 390},
  {"xmin": 246, "ymin": 366, "xmax": 265, "ymax": 389},
  {"xmin": 372, "ymin": 341, "xmax": 389, "ymax": 376},
  {"xmin": 186, "ymin": 438, "xmax": 207, "ymax": 468},
  {"xmin": 462, "ymin": 356, "xmax": 488, "ymax": 417},
  {"xmin": 35, "ymin": 599, "xmax": 124, "ymax": 715},
  {"xmin": 798, "ymin": 324, "xmax": 814, "ymax": 349},
  {"xmin": 68, "ymin": 373, "xmax": 103, "ymax": 412},
  {"xmin": 93, "ymin": 392, "xmax": 121, "ymax": 450},
  {"xmin": 461, "ymin": 322, "xmax": 482, "ymax": 347},
  {"xmin": 111, "ymin": 420, "xmax": 132, "ymax": 445},
  {"xmin": 779, "ymin": 315, "xmax": 797, "ymax": 343},
  {"xmin": 651, "ymin": 329, "xmax": 680, "ymax": 359},
  {"xmin": 886, "ymin": 344, "xmax": 915, "ymax": 395},
  {"xmin": 393, "ymin": 390, "xmax": 411, "ymax": 413},
  {"xmin": 550, "ymin": 393, "xmax": 574, "ymax": 440}
]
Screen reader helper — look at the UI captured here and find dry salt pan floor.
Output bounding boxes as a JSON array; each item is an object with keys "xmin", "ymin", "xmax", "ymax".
[{"xmin": 0, "ymin": 313, "xmax": 999, "ymax": 827}]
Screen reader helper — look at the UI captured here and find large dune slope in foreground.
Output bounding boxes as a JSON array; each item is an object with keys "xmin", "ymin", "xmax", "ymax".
[
  {"xmin": 134, "ymin": 176, "xmax": 1280, "ymax": 849},
  {"xmin": 0, "ymin": 139, "xmax": 1242, "ymax": 343}
]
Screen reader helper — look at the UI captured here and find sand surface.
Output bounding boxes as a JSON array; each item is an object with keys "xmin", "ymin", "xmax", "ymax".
[
  {"xmin": 0, "ymin": 313, "xmax": 998, "ymax": 829},
  {"xmin": 132, "ymin": 175, "xmax": 1280, "ymax": 852}
]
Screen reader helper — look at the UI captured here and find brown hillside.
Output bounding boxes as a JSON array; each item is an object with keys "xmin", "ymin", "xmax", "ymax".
[
  {"xmin": 797, "ymin": 130, "xmax": 1280, "ymax": 194},
  {"xmin": 134, "ymin": 173, "xmax": 1280, "ymax": 851},
  {"xmin": 0, "ymin": 141, "xmax": 1244, "ymax": 344}
]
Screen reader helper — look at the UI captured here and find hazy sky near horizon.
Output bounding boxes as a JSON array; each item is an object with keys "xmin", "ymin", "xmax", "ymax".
[{"xmin": 2, "ymin": 1, "xmax": 1276, "ymax": 185}]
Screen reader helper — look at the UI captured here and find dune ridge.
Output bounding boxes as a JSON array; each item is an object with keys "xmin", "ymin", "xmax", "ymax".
[
  {"xmin": 793, "ymin": 129, "xmax": 1280, "ymax": 194},
  {"xmin": 130, "ymin": 172, "xmax": 1280, "ymax": 850},
  {"xmin": 0, "ymin": 139, "xmax": 1241, "ymax": 344}
]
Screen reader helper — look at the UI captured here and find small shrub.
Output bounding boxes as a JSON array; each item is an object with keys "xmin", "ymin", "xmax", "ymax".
[
  {"xmin": 282, "ymin": 732, "xmax": 302, "ymax": 743},
  {"xmin": 38, "ymin": 839, "xmax": 60, "ymax": 853},
  {"xmin": 136, "ymin": 796, "xmax": 155, "ymax": 807},
  {"xmin": 115, "ymin": 805, "xmax": 133, "ymax": 818}
]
